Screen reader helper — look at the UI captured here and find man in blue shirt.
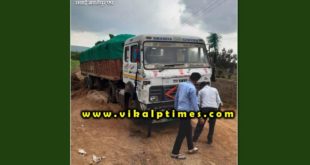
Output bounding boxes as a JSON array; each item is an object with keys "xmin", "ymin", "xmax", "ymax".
[{"xmin": 171, "ymin": 72, "xmax": 201, "ymax": 159}]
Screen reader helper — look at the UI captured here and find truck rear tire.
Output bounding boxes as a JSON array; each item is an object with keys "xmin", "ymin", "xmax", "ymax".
[
  {"xmin": 124, "ymin": 93, "xmax": 130, "ymax": 111},
  {"xmin": 94, "ymin": 77, "xmax": 104, "ymax": 90},
  {"xmin": 108, "ymin": 81, "xmax": 117, "ymax": 103},
  {"xmin": 86, "ymin": 76, "xmax": 94, "ymax": 89}
]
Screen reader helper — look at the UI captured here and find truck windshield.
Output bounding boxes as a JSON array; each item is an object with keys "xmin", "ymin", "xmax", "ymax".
[{"xmin": 143, "ymin": 42, "xmax": 209, "ymax": 69}]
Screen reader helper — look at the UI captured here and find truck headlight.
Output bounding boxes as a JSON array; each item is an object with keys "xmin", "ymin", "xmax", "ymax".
[{"xmin": 150, "ymin": 96, "xmax": 158, "ymax": 102}]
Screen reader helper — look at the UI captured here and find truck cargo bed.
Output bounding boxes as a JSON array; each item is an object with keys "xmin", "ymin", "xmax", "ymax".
[{"xmin": 80, "ymin": 59, "xmax": 122, "ymax": 81}]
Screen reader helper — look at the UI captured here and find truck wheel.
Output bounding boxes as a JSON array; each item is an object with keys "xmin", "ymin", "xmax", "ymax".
[
  {"xmin": 124, "ymin": 93, "xmax": 136, "ymax": 110},
  {"xmin": 124, "ymin": 93, "xmax": 130, "ymax": 111},
  {"xmin": 95, "ymin": 78, "xmax": 103, "ymax": 90},
  {"xmin": 86, "ymin": 76, "xmax": 94, "ymax": 89},
  {"xmin": 100, "ymin": 79, "xmax": 109, "ymax": 89},
  {"xmin": 108, "ymin": 81, "xmax": 117, "ymax": 103}
]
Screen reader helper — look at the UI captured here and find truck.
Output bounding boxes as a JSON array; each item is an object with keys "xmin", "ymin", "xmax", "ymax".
[{"xmin": 80, "ymin": 34, "xmax": 214, "ymax": 134}]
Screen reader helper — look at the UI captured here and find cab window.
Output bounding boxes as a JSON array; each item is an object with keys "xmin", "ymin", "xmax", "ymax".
[
  {"xmin": 130, "ymin": 45, "xmax": 140, "ymax": 63},
  {"xmin": 124, "ymin": 46, "xmax": 129, "ymax": 62}
]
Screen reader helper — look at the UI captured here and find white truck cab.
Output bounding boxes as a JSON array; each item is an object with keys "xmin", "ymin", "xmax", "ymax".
[{"xmin": 121, "ymin": 34, "xmax": 212, "ymax": 112}]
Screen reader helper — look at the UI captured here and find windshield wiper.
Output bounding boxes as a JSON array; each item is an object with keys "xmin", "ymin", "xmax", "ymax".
[{"xmin": 163, "ymin": 63, "xmax": 184, "ymax": 67}]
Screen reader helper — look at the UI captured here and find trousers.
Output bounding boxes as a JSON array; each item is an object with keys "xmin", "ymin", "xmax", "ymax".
[
  {"xmin": 193, "ymin": 107, "xmax": 218, "ymax": 142},
  {"xmin": 172, "ymin": 118, "xmax": 194, "ymax": 154}
]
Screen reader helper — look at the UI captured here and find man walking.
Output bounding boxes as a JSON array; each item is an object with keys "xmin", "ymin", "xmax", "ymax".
[
  {"xmin": 171, "ymin": 72, "xmax": 201, "ymax": 159},
  {"xmin": 193, "ymin": 81, "xmax": 222, "ymax": 145}
]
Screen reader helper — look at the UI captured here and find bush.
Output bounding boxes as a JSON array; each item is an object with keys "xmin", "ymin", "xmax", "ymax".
[{"xmin": 71, "ymin": 51, "xmax": 80, "ymax": 60}]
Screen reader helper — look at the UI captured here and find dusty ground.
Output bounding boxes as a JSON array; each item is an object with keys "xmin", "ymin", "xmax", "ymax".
[{"xmin": 71, "ymin": 72, "xmax": 237, "ymax": 165}]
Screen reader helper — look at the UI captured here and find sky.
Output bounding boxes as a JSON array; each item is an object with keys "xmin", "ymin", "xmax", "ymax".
[{"xmin": 71, "ymin": 0, "xmax": 237, "ymax": 53}]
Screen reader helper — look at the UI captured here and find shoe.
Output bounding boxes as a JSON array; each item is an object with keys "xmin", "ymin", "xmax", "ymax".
[
  {"xmin": 188, "ymin": 147, "xmax": 198, "ymax": 154},
  {"xmin": 207, "ymin": 140, "xmax": 213, "ymax": 145},
  {"xmin": 171, "ymin": 153, "xmax": 186, "ymax": 159}
]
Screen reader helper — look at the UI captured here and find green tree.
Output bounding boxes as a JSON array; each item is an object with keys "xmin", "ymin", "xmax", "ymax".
[
  {"xmin": 207, "ymin": 33, "xmax": 221, "ymax": 81},
  {"xmin": 71, "ymin": 51, "xmax": 80, "ymax": 60},
  {"xmin": 207, "ymin": 33, "xmax": 222, "ymax": 66},
  {"xmin": 207, "ymin": 33, "xmax": 221, "ymax": 53}
]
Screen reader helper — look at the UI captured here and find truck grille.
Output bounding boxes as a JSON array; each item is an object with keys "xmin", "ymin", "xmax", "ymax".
[{"xmin": 149, "ymin": 85, "xmax": 177, "ymax": 101}]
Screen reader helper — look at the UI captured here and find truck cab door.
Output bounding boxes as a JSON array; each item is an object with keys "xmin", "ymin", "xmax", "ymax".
[
  {"xmin": 123, "ymin": 44, "xmax": 141, "ymax": 95},
  {"xmin": 130, "ymin": 44, "xmax": 142, "ymax": 99},
  {"xmin": 123, "ymin": 44, "xmax": 141, "ymax": 77},
  {"xmin": 123, "ymin": 44, "xmax": 141, "ymax": 74},
  {"xmin": 123, "ymin": 46, "xmax": 130, "ymax": 82},
  {"xmin": 130, "ymin": 44, "xmax": 141, "ymax": 72}
]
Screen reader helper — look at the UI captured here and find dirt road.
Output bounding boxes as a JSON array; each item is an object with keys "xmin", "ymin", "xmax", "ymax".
[{"xmin": 71, "ymin": 87, "xmax": 237, "ymax": 165}]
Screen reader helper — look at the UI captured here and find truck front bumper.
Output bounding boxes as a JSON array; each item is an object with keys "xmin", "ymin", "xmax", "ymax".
[
  {"xmin": 145, "ymin": 101, "xmax": 175, "ymax": 123},
  {"xmin": 146, "ymin": 101, "xmax": 175, "ymax": 110}
]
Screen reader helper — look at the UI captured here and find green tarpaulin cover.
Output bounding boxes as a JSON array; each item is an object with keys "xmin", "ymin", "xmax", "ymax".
[{"xmin": 79, "ymin": 34, "xmax": 135, "ymax": 63}]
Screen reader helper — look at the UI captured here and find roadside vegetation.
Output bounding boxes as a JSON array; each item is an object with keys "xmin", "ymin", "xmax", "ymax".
[
  {"xmin": 207, "ymin": 33, "xmax": 237, "ymax": 80},
  {"xmin": 71, "ymin": 51, "xmax": 80, "ymax": 72}
]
